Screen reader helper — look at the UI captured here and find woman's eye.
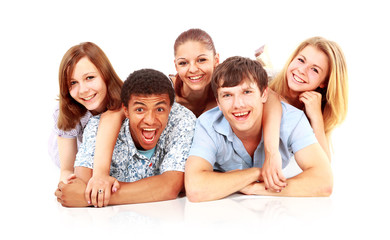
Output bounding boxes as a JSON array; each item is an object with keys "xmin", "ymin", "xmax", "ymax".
[
  {"xmin": 197, "ymin": 58, "xmax": 207, "ymax": 63},
  {"xmin": 178, "ymin": 61, "xmax": 187, "ymax": 66},
  {"xmin": 312, "ymin": 68, "xmax": 319, "ymax": 74},
  {"xmin": 70, "ymin": 81, "xmax": 77, "ymax": 86},
  {"xmin": 86, "ymin": 76, "xmax": 95, "ymax": 80},
  {"xmin": 297, "ymin": 58, "xmax": 304, "ymax": 63}
]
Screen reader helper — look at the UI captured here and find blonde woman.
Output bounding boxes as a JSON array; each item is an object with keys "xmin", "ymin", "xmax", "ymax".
[{"xmin": 269, "ymin": 36, "xmax": 348, "ymax": 160}]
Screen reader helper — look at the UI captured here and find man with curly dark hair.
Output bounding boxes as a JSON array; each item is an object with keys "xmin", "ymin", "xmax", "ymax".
[{"xmin": 56, "ymin": 69, "xmax": 196, "ymax": 207}]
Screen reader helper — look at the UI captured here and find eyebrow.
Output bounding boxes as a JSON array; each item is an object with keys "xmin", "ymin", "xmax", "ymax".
[
  {"xmin": 133, "ymin": 100, "xmax": 168, "ymax": 106},
  {"xmin": 298, "ymin": 54, "xmax": 324, "ymax": 72},
  {"xmin": 176, "ymin": 54, "xmax": 209, "ymax": 61}
]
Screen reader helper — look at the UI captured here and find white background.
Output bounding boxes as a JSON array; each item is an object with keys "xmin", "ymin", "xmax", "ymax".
[{"xmin": 1, "ymin": 0, "xmax": 389, "ymax": 239}]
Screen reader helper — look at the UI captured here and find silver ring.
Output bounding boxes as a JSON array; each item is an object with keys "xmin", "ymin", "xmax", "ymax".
[{"xmin": 98, "ymin": 189, "xmax": 104, "ymax": 194}]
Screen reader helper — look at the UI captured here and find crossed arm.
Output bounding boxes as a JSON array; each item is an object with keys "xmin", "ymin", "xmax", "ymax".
[
  {"xmin": 55, "ymin": 167, "xmax": 184, "ymax": 207},
  {"xmin": 185, "ymin": 143, "xmax": 333, "ymax": 202}
]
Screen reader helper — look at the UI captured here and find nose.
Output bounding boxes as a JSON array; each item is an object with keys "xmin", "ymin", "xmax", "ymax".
[
  {"xmin": 189, "ymin": 62, "xmax": 199, "ymax": 73},
  {"xmin": 143, "ymin": 110, "xmax": 155, "ymax": 125},
  {"xmin": 79, "ymin": 81, "xmax": 89, "ymax": 95},
  {"xmin": 232, "ymin": 95, "xmax": 245, "ymax": 109}
]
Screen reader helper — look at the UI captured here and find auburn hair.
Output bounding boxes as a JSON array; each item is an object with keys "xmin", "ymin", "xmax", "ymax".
[{"xmin": 57, "ymin": 42, "xmax": 123, "ymax": 131}]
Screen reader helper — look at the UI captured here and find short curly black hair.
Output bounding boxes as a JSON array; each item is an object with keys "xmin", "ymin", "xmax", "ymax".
[{"xmin": 121, "ymin": 69, "xmax": 175, "ymax": 106}]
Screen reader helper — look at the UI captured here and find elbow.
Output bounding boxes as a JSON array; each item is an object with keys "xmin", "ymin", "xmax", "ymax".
[
  {"xmin": 186, "ymin": 190, "xmax": 206, "ymax": 203},
  {"xmin": 317, "ymin": 173, "xmax": 333, "ymax": 197}
]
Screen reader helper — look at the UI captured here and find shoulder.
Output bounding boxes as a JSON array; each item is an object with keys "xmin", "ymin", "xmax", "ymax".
[
  {"xmin": 280, "ymin": 102, "xmax": 307, "ymax": 127},
  {"xmin": 169, "ymin": 102, "xmax": 197, "ymax": 124}
]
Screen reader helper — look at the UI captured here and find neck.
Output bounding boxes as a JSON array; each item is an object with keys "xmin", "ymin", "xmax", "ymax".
[
  {"xmin": 285, "ymin": 90, "xmax": 304, "ymax": 110},
  {"xmin": 234, "ymin": 126, "xmax": 263, "ymax": 158}
]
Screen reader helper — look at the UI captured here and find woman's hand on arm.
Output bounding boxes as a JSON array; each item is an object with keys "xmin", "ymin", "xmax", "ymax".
[
  {"xmin": 262, "ymin": 90, "xmax": 286, "ymax": 191},
  {"xmin": 87, "ymin": 108, "xmax": 125, "ymax": 207},
  {"xmin": 299, "ymin": 91, "xmax": 331, "ymax": 160}
]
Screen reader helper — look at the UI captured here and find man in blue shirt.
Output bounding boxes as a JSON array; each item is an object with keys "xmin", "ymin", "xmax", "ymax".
[
  {"xmin": 185, "ymin": 56, "xmax": 333, "ymax": 202},
  {"xmin": 56, "ymin": 69, "xmax": 196, "ymax": 207}
]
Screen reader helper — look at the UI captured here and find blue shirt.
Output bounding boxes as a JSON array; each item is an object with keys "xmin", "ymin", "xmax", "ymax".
[
  {"xmin": 188, "ymin": 102, "xmax": 317, "ymax": 172},
  {"xmin": 75, "ymin": 102, "xmax": 196, "ymax": 182}
]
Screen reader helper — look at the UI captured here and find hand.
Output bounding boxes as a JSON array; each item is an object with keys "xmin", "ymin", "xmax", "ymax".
[
  {"xmin": 261, "ymin": 151, "xmax": 286, "ymax": 192},
  {"xmin": 85, "ymin": 174, "xmax": 120, "ymax": 208},
  {"xmin": 299, "ymin": 91, "xmax": 323, "ymax": 124},
  {"xmin": 55, "ymin": 177, "xmax": 90, "ymax": 207}
]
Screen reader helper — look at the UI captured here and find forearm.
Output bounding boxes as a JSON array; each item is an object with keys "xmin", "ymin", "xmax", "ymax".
[
  {"xmin": 185, "ymin": 166, "xmax": 261, "ymax": 202},
  {"xmin": 263, "ymin": 89, "xmax": 282, "ymax": 154},
  {"xmin": 58, "ymin": 137, "xmax": 78, "ymax": 181},
  {"xmin": 310, "ymin": 119, "xmax": 331, "ymax": 161},
  {"xmin": 109, "ymin": 171, "xmax": 184, "ymax": 205},
  {"xmin": 93, "ymin": 109, "xmax": 125, "ymax": 175}
]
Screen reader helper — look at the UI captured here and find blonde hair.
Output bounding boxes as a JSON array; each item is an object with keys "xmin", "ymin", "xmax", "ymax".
[{"xmin": 270, "ymin": 36, "xmax": 348, "ymax": 136}]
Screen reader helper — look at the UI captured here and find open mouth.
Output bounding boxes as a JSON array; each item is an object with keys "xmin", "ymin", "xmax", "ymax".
[
  {"xmin": 293, "ymin": 74, "xmax": 305, "ymax": 83},
  {"xmin": 232, "ymin": 111, "xmax": 250, "ymax": 120},
  {"xmin": 82, "ymin": 94, "xmax": 96, "ymax": 101},
  {"xmin": 188, "ymin": 75, "xmax": 204, "ymax": 83},
  {"xmin": 142, "ymin": 128, "xmax": 157, "ymax": 143}
]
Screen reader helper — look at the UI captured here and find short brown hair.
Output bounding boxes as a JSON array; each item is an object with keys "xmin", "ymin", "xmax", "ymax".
[
  {"xmin": 57, "ymin": 42, "xmax": 123, "ymax": 130},
  {"xmin": 211, "ymin": 56, "xmax": 268, "ymax": 99}
]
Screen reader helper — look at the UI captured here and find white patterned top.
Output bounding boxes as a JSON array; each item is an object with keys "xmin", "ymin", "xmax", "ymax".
[{"xmin": 74, "ymin": 102, "xmax": 196, "ymax": 182}]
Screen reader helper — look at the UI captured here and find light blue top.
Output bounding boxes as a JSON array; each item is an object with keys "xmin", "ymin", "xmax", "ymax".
[
  {"xmin": 75, "ymin": 103, "xmax": 196, "ymax": 182},
  {"xmin": 188, "ymin": 102, "xmax": 317, "ymax": 172}
]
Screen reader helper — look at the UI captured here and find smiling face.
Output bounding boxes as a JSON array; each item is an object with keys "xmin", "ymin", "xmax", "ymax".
[
  {"xmin": 69, "ymin": 57, "xmax": 108, "ymax": 115},
  {"xmin": 174, "ymin": 41, "xmax": 219, "ymax": 93},
  {"xmin": 287, "ymin": 45, "xmax": 329, "ymax": 95},
  {"xmin": 217, "ymin": 79, "xmax": 268, "ymax": 137},
  {"xmin": 124, "ymin": 94, "xmax": 171, "ymax": 150}
]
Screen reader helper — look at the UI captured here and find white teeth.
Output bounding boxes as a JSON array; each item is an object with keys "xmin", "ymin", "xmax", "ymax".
[
  {"xmin": 82, "ymin": 94, "xmax": 95, "ymax": 101},
  {"xmin": 293, "ymin": 75, "xmax": 304, "ymax": 83},
  {"xmin": 143, "ymin": 128, "xmax": 156, "ymax": 131},
  {"xmin": 189, "ymin": 75, "xmax": 202, "ymax": 80},
  {"xmin": 234, "ymin": 112, "xmax": 249, "ymax": 117}
]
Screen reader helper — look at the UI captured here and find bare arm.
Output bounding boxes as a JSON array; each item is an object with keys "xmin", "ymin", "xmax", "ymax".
[
  {"xmin": 85, "ymin": 108, "xmax": 125, "ymax": 207},
  {"xmin": 241, "ymin": 143, "xmax": 333, "ymax": 197},
  {"xmin": 262, "ymin": 90, "xmax": 286, "ymax": 191},
  {"xmin": 57, "ymin": 137, "xmax": 77, "ymax": 182},
  {"xmin": 57, "ymin": 167, "xmax": 184, "ymax": 207},
  {"xmin": 185, "ymin": 156, "xmax": 261, "ymax": 202}
]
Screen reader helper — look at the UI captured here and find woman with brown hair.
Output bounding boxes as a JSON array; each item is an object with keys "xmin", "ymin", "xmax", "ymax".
[{"xmin": 49, "ymin": 42, "xmax": 123, "ymax": 183}]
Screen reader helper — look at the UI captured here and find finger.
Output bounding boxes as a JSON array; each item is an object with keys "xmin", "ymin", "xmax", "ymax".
[
  {"xmin": 272, "ymin": 172, "xmax": 286, "ymax": 189},
  {"xmin": 103, "ymin": 189, "xmax": 110, "ymax": 207},
  {"xmin": 277, "ymin": 169, "xmax": 287, "ymax": 183},
  {"xmin": 66, "ymin": 174, "xmax": 76, "ymax": 183},
  {"xmin": 91, "ymin": 188, "xmax": 98, "ymax": 207},
  {"xmin": 54, "ymin": 188, "xmax": 62, "ymax": 198},
  {"xmin": 58, "ymin": 181, "xmax": 65, "ymax": 190},
  {"xmin": 269, "ymin": 172, "xmax": 282, "ymax": 192},
  {"xmin": 112, "ymin": 180, "xmax": 120, "ymax": 193},
  {"xmin": 97, "ymin": 189, "xmax": 104, "ymax": 208},
  {"xmin": 85, "ymin": 183, "xmax": 92, "ymax": 205}
]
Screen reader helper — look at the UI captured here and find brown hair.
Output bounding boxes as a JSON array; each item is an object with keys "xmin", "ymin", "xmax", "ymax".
[
  {"xmin": 57, "ymin": 42, "xmax": 123, "ymax": 131},
  {"xmin": 211, "ymin": 56, "xmax": 268, "ymax": 99},
  {"xmin": 173, "ymin": 28, "xmax": 217, "ymax": 98}
]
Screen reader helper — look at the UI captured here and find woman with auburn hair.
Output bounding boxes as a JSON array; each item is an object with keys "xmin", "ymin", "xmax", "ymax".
[
  {"xmin": 269, "ymin": 36, "xmax": 348, "ymax": 160},
  {"xmin": 49, "ymin": 42, "xmax": 123, "ymax": 183}
]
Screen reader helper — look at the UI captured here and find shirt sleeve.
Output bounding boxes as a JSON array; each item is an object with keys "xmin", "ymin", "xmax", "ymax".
[
  {"xmin": 159, "ymin": 104, "xmax": 196, "ymax": 173},
  {"xmin": 289, "ymin": 112, "xmax": 318, "ymax": 153},
  {"xmin": 188, "ymin": 117, "xmax": 219, "ymax": 167},
  {"xmin": 74, "ymin": 116, "xmax": 101, "ymax": 169}
]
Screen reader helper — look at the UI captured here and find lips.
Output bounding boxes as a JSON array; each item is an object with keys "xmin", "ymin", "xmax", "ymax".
[
  {"xmin": 232, "ymin": 111, "xmax": 250, "ymax": 120},
  {"xmin": 292, "ymin": 74, "xmax": 305, "ymax": 83},
  {"xmin": 81, "ymin": 93, "xmax": 96, "ymax": 101},
  {"xmin": 142, "ymin": 128, "xmax": 157, "ymax": 143},
  {"xmin": 188, "ymin": 75, "xmax": 204, "ymax": 82}
]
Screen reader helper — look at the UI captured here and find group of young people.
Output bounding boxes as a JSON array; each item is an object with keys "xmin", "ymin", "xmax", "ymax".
[{"xmin": 52, "ymin": 28, "xmax": 348, "ymax": 207}]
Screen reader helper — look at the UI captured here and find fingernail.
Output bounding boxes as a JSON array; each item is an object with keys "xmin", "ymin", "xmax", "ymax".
[
  {"xmin": 88, "ymin": 201, "xmax": 91, "ymax": 204},
  {"xmin": 113, "ymin": 188, "xmax": 117, "ymax": 193}
]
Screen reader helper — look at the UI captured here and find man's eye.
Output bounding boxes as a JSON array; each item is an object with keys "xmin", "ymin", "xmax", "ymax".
[
  {"xmin": 136, "ymin": 108, "xmax": 144, "ymax": 112},
  {"xmin": 157, "ymin": 108, "xmax": 165, "ymax": 112},
  {"xmin": 244, "ymin": 90, "xmax": 251, "ymax": 94}
]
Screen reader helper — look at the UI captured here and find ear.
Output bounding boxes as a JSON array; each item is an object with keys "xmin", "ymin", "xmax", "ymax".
[
  {"xmin": 122, "ymin": 103, "xmax": 130, "ymax": 119},
  {"xmin": 261, "ymin": 87, "xmax": 269, "ymax": 103},
  {"xmin": 214, "ymin": 53, "xmax": 220, "ymax": 67},
  {"xmin": 174, "ymin": 59, "xmax": 179, "ymax": 72}
]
